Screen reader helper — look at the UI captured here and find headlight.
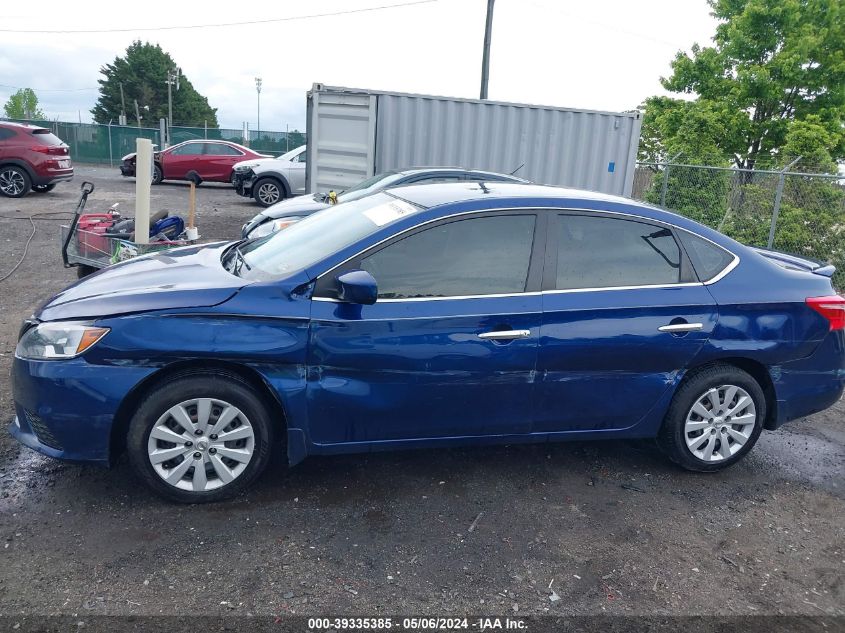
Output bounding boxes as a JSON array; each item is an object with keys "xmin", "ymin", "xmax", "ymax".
[
  {"xmin": 16, "ymin": 322, "xmax": 109, "ymax": 360},
  {"xmin": 234, "ymin": 164, "xmax": 254, "ymax": 173},
  {"xmin": 248, "ymin": 217, "xmax": 301, "ymax": 238}
]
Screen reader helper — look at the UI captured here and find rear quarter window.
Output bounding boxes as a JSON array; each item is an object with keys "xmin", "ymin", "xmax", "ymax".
[
  {"xmin": 678, "ymin": 231, "xmax": 735, "ymax": 282},
  {"xmin": 0, "ymin": 128, "xmax": 16, "ymax": 141}
]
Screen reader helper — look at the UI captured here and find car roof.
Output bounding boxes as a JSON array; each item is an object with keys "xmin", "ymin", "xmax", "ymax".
[
  {"xmin": 0, "ymin": 121, "xmax": 49, "ymax": 131},
  {"xmin": 384, "ymin": 181, "xmax": 739, "ymax": 251},
  {"xmin": 167, "ymin": 139, "xmax": 256, "ymax": 153},
  {"xmin": 389, "ymin": 181, "xmax": 635, "ymax": 208},
  {"xmin": 394, "ymin": 167, "xmax": 527, "ymax": 181}
]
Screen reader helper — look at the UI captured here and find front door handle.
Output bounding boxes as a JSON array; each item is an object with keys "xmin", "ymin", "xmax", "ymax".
[
  {"xmin": 658, "ymin": 322, "xmax": 704, "ymax": 333},
  {"xmin": 478, "ymin": 329, "xmax": 531, "ymax": 340}
]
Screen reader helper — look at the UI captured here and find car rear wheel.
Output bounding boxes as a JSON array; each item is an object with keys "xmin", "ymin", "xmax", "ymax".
[
  {"xmin": 253, "ymin": 177, "xmax": 284, "ymax": 207},
  {"xmin": 658, "ymin": 364, "xmax": 765, "ymax": 472},
  {"xmin": 0, "ymin": 166, "xmax": 31, "ymax": 198},
  {"xmin": 32, "ymin": 184, "xmax": 56, "ymax": 193},
  {"xmin": 127, "ymin": 372, "xmax": 274, "ymax": 503},
  {"xmin": 152, "ymin": 164, "xmax": 163, "ymax": 185}
]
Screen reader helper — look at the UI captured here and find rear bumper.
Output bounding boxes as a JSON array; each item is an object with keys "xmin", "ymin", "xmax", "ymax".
[
  {"xmin": 32, "ymin": 168, "xmax": 73, "ymax": 187},
  {"xmin": 769, "ymin": 330, "xmax": 845, "ymax": 428},
  {"xmin": 9, "ymin": 355, "xmax": 156, "ymax": 464}
]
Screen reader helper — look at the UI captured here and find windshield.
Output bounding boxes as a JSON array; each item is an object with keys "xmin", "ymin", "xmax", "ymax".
[
  {"xmin": 277, "ymin": 145, "xmax": 306, "ymax": 161},
  {"xmin": 335, "ymin": 171, "xmax": 403, "ymax": 203},
  {"xmin": 233, "ymin": 192, "xmax": 422, "ymax": 281}
]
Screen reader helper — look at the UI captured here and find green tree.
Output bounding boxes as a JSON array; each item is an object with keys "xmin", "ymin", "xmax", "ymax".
[
  {"xmin": 92, "ymin": 41, "xmax": 218, "ymax": 128},
  {"xmin": 3, "ymin": 88, "xmax": 46, "ymax": 120},
  {"xmin": 647, "ymin": 0, "xmax": 845, "ymax": 170}
]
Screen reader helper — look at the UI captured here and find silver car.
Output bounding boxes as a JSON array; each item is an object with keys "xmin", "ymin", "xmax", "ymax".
[
  {"xmin": 241, "ymin": 167, "xmax": 529, "ymax": 239},
  {"xmin": 232, "ymin": 145, "xmax": 306, "ymax": 206}
]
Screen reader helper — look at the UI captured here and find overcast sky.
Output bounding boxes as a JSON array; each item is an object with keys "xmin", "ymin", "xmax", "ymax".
[{"xmin": 0, "ymin": 0, "xmax": 718, "ymax": 131}]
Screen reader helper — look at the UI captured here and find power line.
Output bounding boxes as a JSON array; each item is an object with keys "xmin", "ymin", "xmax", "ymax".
[
  {"xmin": 0, "ymin": 0, "xmax": 439, "ymax": 34},
  {"xmin": 0, "ymin": 83, "xmax": 98, "ymax": 92}
]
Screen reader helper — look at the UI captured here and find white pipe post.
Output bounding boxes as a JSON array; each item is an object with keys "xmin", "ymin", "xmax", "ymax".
[{"xmin": 135, "ymin": 138, "xmax": 152, "ymax": 245}]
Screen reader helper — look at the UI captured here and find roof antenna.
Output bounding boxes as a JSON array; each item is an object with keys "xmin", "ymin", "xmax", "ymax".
[{"xmin": 509, "ymin": 162, "xmax": 525, "ymax": 175}]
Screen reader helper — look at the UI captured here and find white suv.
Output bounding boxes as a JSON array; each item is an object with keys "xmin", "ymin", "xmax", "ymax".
[{"xmin": 232, "ymin": 145, "xmax": 306, "ymax": 206}]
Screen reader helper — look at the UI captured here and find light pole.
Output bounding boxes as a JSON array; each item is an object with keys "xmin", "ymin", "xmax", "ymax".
[
  {"xmin": 255, "ymin": 77, "xmax": 263, "ymax": 139},
  {"xmin": 479, "ymin": 0, "xmax": 495, "ymax": 99}
]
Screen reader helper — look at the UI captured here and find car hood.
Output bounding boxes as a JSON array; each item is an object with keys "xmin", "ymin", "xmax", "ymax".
[
  {"xmin": 235, "ymin": 157, "xmax": 288, "ymax": 172},
  {"xmin": 262, "ymin": 195, "xmax": 330, "ymax": 219},
  {"xmin": 37, "ymin": 243, "xmax": 246, "ymax": 321},
  {"xmin": 121, "ymin": 150, "xmax": 161, "ymax": 161}
]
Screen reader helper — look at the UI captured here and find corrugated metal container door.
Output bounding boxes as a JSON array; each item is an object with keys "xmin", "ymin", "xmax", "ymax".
[
  {"xmin": 306, "ymin": 87, "xmax": 377, "ymax": 194},
  {"xmin": 374, "ymin": 93, "xmax": 641, "ymax": 196}
]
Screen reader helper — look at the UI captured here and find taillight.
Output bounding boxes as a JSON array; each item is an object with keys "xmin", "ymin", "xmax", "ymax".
[
  {"xmin": 32, "ymin": 145, "xmax": 67, "ymax": 155},
  {"xmin": 806, "ymin": 295, "xmax": 845, "ymax": 331}
]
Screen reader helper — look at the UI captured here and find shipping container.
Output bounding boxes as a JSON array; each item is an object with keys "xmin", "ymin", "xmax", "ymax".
[{"xmin": 305, "ymin": 84, "xmax": 642, "ymax": 197}]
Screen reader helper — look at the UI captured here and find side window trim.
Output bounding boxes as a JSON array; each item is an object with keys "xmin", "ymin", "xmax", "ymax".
[
  {"xmin": 313, "ymin": 209, "xmax": 546, "ymax": 301},
  {"xmin": 542, "ymin": 211, "xmax": 697, "ymax": 293}
]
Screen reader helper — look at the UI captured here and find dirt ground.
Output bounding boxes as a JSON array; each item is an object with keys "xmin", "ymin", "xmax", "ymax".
[{"xmin": 0, "ymin": 167, "xmax": 842, "ymax": 622}]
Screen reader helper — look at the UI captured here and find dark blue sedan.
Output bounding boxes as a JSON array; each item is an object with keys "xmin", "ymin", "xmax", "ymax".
[{"xmin": 11, "ymin": 183, "xmax": 845, "ymax": 502}]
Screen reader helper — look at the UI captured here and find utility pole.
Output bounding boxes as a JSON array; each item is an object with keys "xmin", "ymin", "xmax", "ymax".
[
  {"xmin": 134, "ymin": 99, "xmax": 141, "ymax": 129},
  {"xmin": 119, "ymin": 82, "xmax": 127, "ymax": 126},
  {"xmin": 165, "ymin": 67, "xmax": 180, "ymax": 144},
  {"xmin": 255, "ymin": 77, "xmax": 263, "ymax": 138},
  {"xmin": 479, "ymin": 0, "xmax": 495, "ymax": 99}
]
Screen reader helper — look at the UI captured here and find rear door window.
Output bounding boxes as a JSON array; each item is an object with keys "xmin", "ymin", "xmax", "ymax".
[
  {"xmin": 554, "ymin": 214, "xmax": 682, "ymax": 290},
  {"xmin": 204, "ymin": 143, "xmax": 242, "ymax": 156}
]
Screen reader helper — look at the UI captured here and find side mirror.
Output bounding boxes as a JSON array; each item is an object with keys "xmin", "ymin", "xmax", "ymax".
[{"xmin": 336, "ymin": 269, "xmax": 378, "ymax": 305}]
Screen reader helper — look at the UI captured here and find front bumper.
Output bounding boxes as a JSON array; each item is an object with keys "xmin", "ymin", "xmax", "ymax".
[
  {"xmin": 9, "ymin": 355, "xmax": 156, "ymax": 465},
  {"xmin": 120, "ymin": 160, "xmax": 135, "ymax": 177},
  {"xmin": 233, "ymin": 170, "xmax": 255, "ymax": 197}
]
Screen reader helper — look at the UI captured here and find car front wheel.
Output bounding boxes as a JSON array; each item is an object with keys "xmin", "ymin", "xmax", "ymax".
[
  {"xmin": 658, "ymin": 364, "xmax": 765, "ymax": 472},
  {"xmin": 253, "ymin": 177, "xmax": 284, "ymax": 207},
  {"xmin": 127, "ymin": 372, "xmax": 274, "ymax": 503},
  {"xmin": 0, "ymin": 166, "xmax": 31, "ymax": 198}
]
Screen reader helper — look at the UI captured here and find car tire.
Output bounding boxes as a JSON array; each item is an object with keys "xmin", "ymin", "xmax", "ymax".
[
  {"xmin": 253, "ymin": 177, "xmax": 284, "ymax": 207},
  {"xmin": 657, "ymin": 363, "xmax": 765, "ymax": 472},
  {"xmin": 76, "ymin": 264, "xmax": 98, "ymax": 279},
  {"xmin": 152, "ymin": 164, "xmax": 163, "ymax": 185},
  {"xmin": 127, "ymin": 371, "xmax": 275, "ymax": 503},
  {"xmin": 0, "ymin": 165, "xmax": 31, "ymax": 198},
  {"xmin": 32, "ymin": 184, "xmax": 56, "ymax": 193}
]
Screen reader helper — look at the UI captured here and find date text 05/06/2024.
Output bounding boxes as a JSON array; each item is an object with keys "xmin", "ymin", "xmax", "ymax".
[{"xmin": 306, "ymin": 617, "xmax": 528, "ymax": 630}]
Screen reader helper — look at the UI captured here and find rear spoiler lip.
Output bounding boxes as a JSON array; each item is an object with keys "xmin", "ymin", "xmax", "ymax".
[{"xmin": 752, "ymin": 246, "xmax": 836, "ymax": 278}]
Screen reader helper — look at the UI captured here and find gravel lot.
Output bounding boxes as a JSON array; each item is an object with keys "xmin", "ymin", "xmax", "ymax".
[{"xmin": 0, "ymin": 167, "xmax": 843, "ymax": 621}]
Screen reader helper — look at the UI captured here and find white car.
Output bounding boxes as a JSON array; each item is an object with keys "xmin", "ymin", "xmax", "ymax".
[{"xmin": 231, "ymin": 145, "xmax": 306, "ymax": 206}]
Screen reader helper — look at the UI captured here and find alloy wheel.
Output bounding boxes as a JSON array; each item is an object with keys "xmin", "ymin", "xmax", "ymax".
[
  {"xmin": 147, "ymin": 398, "xmax": 255, "ymax": 492},
  {"xmin": 257, "ymin": 182, "xmax": 280, "ymax": 205},
  {"xmin": 684, "ymin": 384, "xmax": 756, "ymax": 462},
  {"xmin": 0, "ymin": 169, "xmax": 25, "ymax": 196}
]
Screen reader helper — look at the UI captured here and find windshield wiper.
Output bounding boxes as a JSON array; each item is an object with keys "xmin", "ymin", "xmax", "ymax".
[{"xmin": 225, "ymin": 242, "xmax": 252, "ymax": 276}]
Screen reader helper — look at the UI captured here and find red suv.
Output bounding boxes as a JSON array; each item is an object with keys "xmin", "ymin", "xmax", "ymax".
[{"xmin": 0, "ymin": 122, "xmax": 73, "ymax": 198}]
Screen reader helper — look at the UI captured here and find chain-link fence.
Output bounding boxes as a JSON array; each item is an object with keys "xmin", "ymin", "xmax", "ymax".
[
  {"xmin": 632, "ymin": 162, "xmax": 845, "ymax": 290},
  {"xmin": 1, "ymin": 119, "xmax": 306, "ymax": 165}
]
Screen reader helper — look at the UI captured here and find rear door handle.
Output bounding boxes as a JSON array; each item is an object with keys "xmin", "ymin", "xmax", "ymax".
[
  {"xmin": 478, "ymin": 329, "xmax": 531, "ymax": 340},
  {"xmin": 658, "ymin": 322, "xmax": 704, "ymax": 333}
]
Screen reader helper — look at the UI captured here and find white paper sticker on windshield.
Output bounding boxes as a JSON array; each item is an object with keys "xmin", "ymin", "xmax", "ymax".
[{"xmin": 363, "ymin": 199, "xmax": 420, "ymax": 227}]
